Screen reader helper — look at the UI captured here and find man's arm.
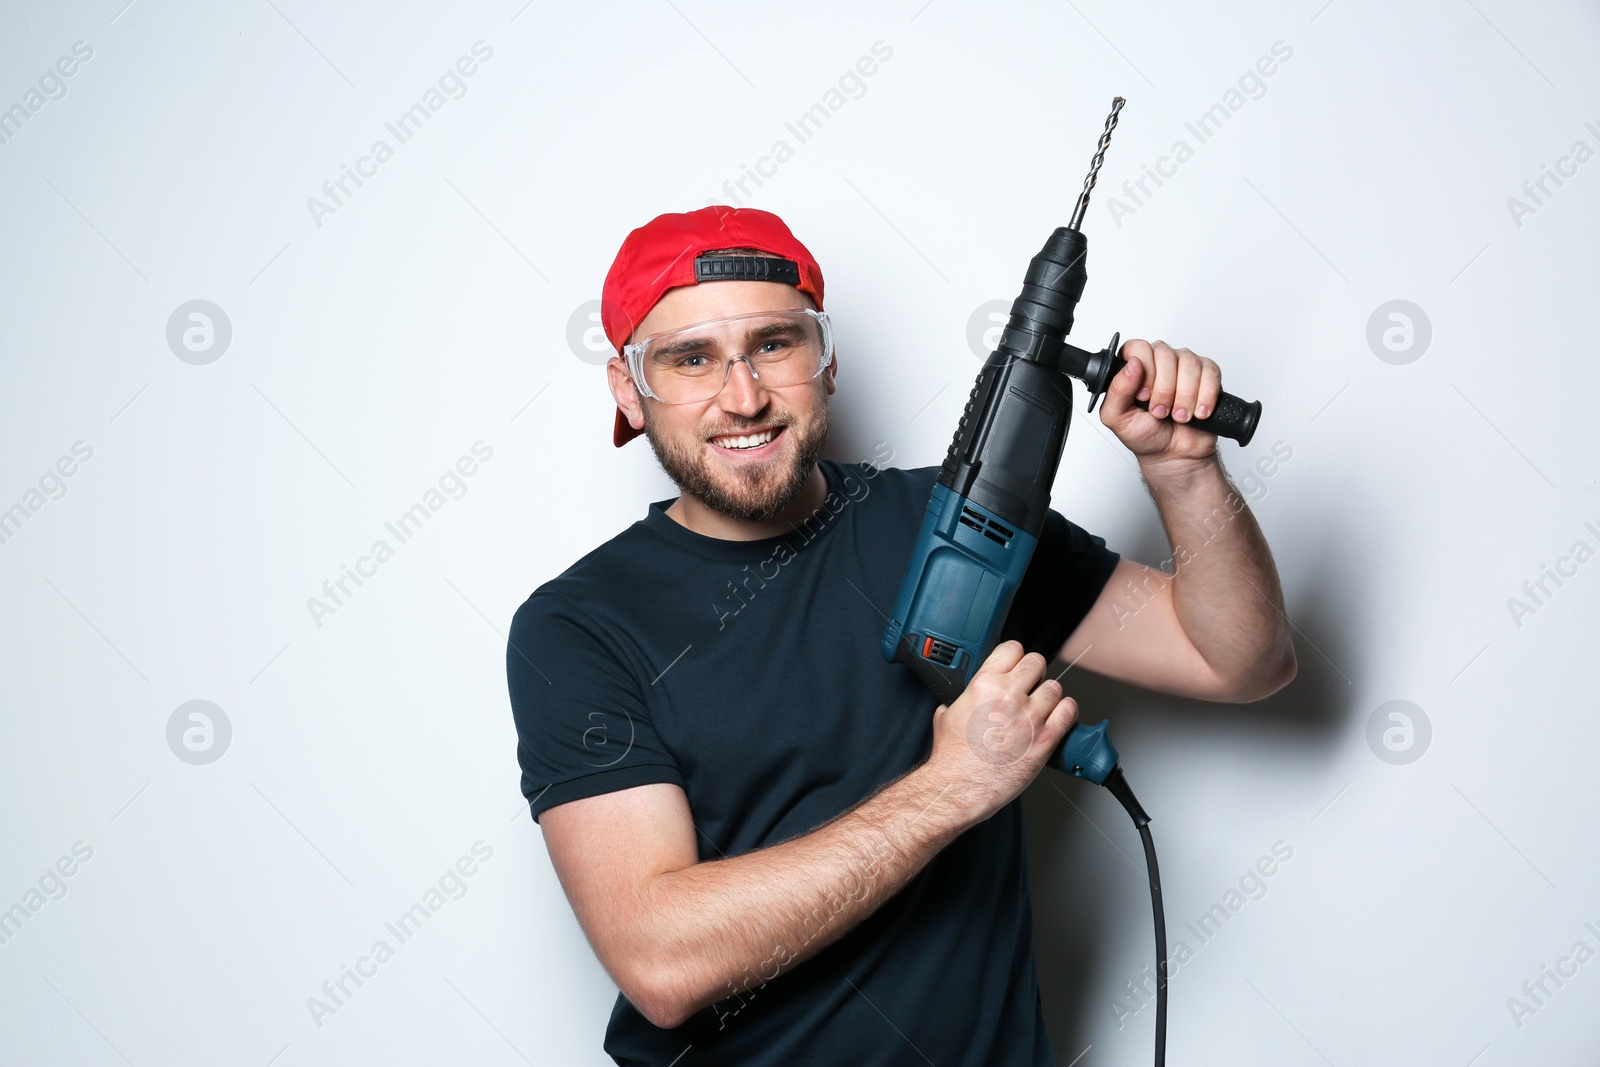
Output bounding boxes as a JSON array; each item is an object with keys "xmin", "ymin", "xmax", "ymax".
[
  {"xmin": 1057, "ymin": 340, "xmax": 1297, "ymax": 702},
  {"xmin": 539, "ymin": 641, "xmax": 1076, "ymax": 1030}
]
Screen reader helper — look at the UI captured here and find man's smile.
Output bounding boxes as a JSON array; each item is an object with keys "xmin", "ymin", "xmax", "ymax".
[{"xmin": 708, "ymin": 424, "xmax": 785, "ymax": 458}]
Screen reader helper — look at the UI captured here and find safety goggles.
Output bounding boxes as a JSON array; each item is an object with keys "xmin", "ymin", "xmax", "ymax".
[{"xmin": 622, "ymin": 308, "xmax": 834, "ymax": 405}]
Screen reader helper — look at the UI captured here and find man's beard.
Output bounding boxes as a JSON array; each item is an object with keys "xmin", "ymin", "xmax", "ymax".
[{"xmin": 643, "ymin": 390, "xmax": 830, "ymax": 525}]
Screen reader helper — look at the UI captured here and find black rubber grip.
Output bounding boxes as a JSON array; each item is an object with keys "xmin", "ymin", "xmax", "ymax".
[{"xmin": 1112, "ymin": 355, "xmax": 1261, "ymax": 446}]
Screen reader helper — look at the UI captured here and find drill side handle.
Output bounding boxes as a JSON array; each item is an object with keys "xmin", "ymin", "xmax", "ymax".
[{"xmin": 1069, "ymin": 333, "xmax": 1263, "ymax": 446}]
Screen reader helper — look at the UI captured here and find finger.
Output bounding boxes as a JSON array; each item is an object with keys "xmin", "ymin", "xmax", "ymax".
[
  {"xmin": 1195, "ymin": 358, "xmax": 1221, "ymax": 420},
  {"xmin": 1007, "ymin": 649, "xmax": 1048, "ymax": 693},
  {"xmin": 1121, "ymin": 338, "xmax": 1155, "ymax": 404},
  {"xmin": 1148, "ymin": 341, "xmax": 1178, "ymax": 419},
  {"xmin": 979, "ymin": 639, "xmax": 1026, "ymax": 676},
  {"xmin": 1037, "ymin": 694, "xmax": 1079, "ymax": 749},
  {"xmin": 1102, "ymin": 340, "xmax": 1149, "ymax": 421},
  {"xmin": 1026, "ymin": 673, "xmax": 1063, "ymax": 722},
  {"xmin": 1172, "ymin": 349, "xmax": 1202, "ymax": 422}
]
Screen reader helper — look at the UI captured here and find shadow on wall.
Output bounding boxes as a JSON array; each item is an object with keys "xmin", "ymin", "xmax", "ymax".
[{"xmin": 1025, "ymin": 524, "xmax": 1353, "ymax": 1060}]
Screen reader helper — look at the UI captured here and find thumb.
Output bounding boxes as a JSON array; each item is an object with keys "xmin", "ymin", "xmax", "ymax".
[{"xmin": 1099, "ymin": 350, "xmax": 1146, "ymax": 424}]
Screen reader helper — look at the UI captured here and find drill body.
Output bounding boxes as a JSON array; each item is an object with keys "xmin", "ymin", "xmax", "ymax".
[
  {"xmin": 882, "ymin": 98, "xmax": 1257, "ymax": 786},
  {"xmin": 882, "ymin": 227, "xmax": 1120, "ymax": 783}
]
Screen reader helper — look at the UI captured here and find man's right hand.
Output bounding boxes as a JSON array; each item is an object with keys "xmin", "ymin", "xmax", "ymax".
[{"xmin": 924, "ymin": 640, "xmax": 1078, "ymax": 825}]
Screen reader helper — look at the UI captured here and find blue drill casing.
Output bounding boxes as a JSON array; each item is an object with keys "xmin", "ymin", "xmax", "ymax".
[
  {"xmin": 881, "ymin": 483, "xmax": 1038, "ymax": 687},
  {"xmin": 1049, "ymin": 719, "xmax": 1119, "ymax": 785},
  {"xmin": 882, "ymin": 224, "xmax": 1123, "ymax": 785},
  {"xmin": 881, "ymin": 485, "xmax": 1121, "ymax": 785}
]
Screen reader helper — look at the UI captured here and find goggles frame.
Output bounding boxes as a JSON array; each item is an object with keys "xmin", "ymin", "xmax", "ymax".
[{"xmin": 622, "ymin": 307, "xmax": 834, "ymax": 404}]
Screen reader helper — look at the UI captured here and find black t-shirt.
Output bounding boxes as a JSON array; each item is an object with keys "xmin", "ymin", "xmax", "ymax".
[{"xmin": 506, "ymin": 458, "xmax": 1120, "ymax": 1066}]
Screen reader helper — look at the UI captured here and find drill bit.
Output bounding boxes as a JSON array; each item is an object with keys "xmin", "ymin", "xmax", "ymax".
[{"xmin": 1068, "ymin": 96, "xmax": 1125, "ymax": 231}]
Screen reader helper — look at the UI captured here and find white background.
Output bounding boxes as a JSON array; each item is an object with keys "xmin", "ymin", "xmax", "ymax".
[{"xmin": 2, "ymin": 1, "xmax": 1597, "ymax": 1064}]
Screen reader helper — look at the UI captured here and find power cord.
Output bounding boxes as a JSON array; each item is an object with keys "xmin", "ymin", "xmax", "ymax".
[{"xmin": 1103, "ymin": 767, "xmax": 1167, "ymax": 1066}]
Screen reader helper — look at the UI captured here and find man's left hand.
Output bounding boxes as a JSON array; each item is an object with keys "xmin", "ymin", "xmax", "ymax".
[{"xmin": 1099, "ymin": 338, "xmax": 1222, "ymax": 467}]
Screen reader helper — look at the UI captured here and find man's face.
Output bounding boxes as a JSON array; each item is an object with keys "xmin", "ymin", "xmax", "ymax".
[{"xmin": 610, "ymin": 279, "xmax": 837, "ymax": 525}]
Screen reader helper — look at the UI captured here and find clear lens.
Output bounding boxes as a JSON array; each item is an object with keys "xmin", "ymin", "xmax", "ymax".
[{"xmin": 628, "ymin": 309, "xmax": 831, "ymax": 405}]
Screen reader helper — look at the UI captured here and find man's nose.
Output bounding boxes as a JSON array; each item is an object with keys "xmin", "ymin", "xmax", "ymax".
[{"xmin": 718, "ymin": 356, "xmax": 770, "ymax": 415}]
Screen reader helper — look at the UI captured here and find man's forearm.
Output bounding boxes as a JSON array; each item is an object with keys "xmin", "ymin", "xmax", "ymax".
[
  {"xmin": 634, "ymin": 764, "xmax": 970, "ymax": 1028},
  {"xmin": 1139, "ymin": 452, "xmax": 1295, "ymax": 697}
]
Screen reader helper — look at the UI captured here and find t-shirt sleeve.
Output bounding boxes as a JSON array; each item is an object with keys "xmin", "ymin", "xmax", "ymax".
[
  {"xmin": 506, "ymin": 592, "xmax": 686, "ymax": 824},
  {"xmin": 998, "ymin": 508, "xmax": 1121, "ymax": 662}
]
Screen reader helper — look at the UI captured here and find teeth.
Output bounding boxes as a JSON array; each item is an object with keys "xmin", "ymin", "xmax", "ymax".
[{"xmin": 713, "ymin": 428, "xmax": 776, "ymax": 450}]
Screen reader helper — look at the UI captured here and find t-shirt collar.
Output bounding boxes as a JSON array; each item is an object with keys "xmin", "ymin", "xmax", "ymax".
[{"xmin": 641, "ymin": 459, "xmax": 846, "ymax": 563}]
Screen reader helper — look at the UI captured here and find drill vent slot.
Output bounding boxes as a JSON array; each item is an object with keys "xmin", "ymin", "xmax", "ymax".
[
  {"xmin": 922, "ymin": 637, "xmax": 959, "ymax": 666},
  {"xmin": 960, "ymin": 506, "xmax": 1015, "ymax": 547}
]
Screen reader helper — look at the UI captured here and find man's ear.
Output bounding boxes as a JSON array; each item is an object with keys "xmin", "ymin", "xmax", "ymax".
[
  {"xmin": 824, "ymin": 347, "xmax": 839, "ymax": 395},
  {"xmin": 607, "ymin": 357, "xmax": 647, "ymax": 433}
]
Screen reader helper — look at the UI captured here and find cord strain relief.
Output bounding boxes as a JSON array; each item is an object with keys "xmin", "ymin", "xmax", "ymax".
[{"xmin": 1104, "ymin": 766, "xmax": 1151, "ymax": 828}]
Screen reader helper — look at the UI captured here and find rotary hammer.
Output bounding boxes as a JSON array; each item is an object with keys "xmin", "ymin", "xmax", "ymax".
[
  {"xmin": 880, "ymin": 98, "xmax": 1264, "ymax": 1065},
  {"xmin": 881, "ymin": 97, "xmax": 1261, "ymax": 791}
]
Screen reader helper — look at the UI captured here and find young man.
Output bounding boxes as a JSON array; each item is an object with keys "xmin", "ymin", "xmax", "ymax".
[{"xmin": 506, "ymin": 205, "xmax": 1295, "ymax": 1065}]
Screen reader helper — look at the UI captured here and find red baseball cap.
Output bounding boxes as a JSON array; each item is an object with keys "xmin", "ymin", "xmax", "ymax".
[{"xmin": 601, "ymin": 205, "xmax": 826, "ymax": 447}]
